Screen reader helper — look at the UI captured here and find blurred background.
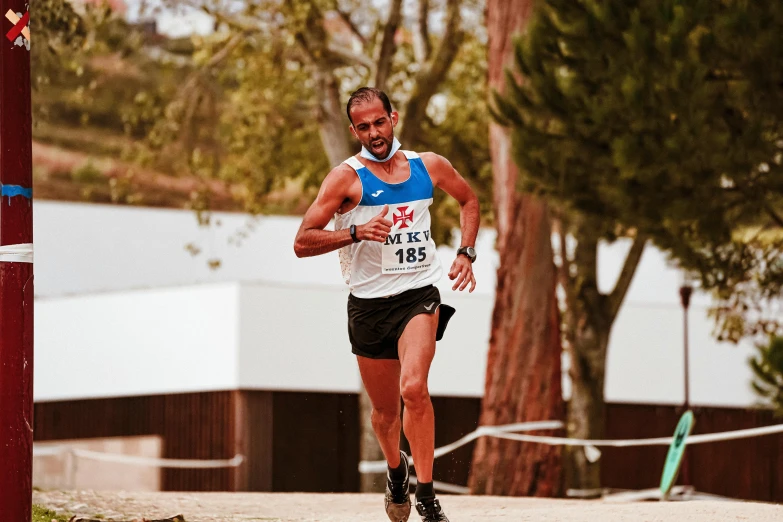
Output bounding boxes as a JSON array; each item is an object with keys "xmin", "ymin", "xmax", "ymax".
[{"xmin": 28, "ymin": 0, "xmax": 783, "ymax": 504}]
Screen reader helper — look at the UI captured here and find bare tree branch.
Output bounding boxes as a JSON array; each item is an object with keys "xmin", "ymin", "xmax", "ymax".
[
  {"xmin": 554, "ymin": 217, "xmax": 579, "ymax": 346},
  {"xmin": 314, "ymin": 66, "xmax": 354, "ymax": 166},
  {"xmin": 282, "ymin": 0, "xmax": 375, "ymax": 70},
  {"xmin": 205, "ymin": 31, "xmax": 248, "ymax": 67},
  {"xmin": 335, "ymin": 7, "xmax": 367, "ymax": 46},
  {"xmin": 326, "ymin": 42, "xmax": 375, "ymax": 68},
  {"xmin": 398, "ymin": 0, "xmax": 464, "ymax": 145},
  {"xmin": 764, "ymin": 202, "xmax": 783, "ymax": 228},
  {"xmin": 176, "ymin": 31, "xmax": 248, "ymax": 148},
  {"xmin": 572, "ymin": 227, "xmax": 603, "ymax": 323},
  {"xmin": 554, "ymin": 219, "xmax": 575, "ymax": 301},
  {"xmin": 279, "ymin": 0, "xmax": 354, "ymax": 165},
  {"xmin": 607, "ymin": 234, "xmax": 647, "ymax": 322},
  {"xmin": 200, "ymin": 7, "xmax": 259, "ymax": 32},
  {"xmin": 413, "ymin": 0, "xmax": 432, "ymax": 63},
  {"xmin": 373, "ymin": 0, "xmax": 403, "ymax": 91}
]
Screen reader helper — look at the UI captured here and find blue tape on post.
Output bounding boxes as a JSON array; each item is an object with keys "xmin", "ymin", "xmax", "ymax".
[{"xmin": 1, "ymin": 184, "xmax": 32, "ymax": 200}]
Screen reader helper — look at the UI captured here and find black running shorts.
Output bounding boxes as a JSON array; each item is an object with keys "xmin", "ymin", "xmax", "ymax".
[{"xmin": 347, "ymin": 284, "xmax": 456, "ymax": 360}]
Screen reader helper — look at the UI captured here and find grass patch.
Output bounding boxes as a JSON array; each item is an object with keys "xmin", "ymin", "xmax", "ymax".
[{"xmin": 32, "ymin": 504, "xmax": 71, "ymax": 522}]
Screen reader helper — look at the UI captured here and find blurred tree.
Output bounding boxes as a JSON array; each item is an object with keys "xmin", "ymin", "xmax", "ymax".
[
  {"xmin": 493, "ymin": 0, "xmax": 783, "ymax": 492},
  {"xmin": 750, "ymin": 336, "xmax": 783, "ymax": 416},
  {"xmin": 32, "ymin": 0, "xmax": 88, "ymax": 124},
  {"xmin": 141, "ymin": 0, "xmax": 491, "ymax": 237},
  {"xmin": 33, "ymin": 1, "xmax": 189, "ymax": 157},
  {"xmin": 468, "ymin": 0, "xmax": 565, "ymax": 497}
]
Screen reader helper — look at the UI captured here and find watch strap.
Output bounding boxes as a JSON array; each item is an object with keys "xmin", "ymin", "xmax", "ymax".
[
  {"xmin": 350, "ymin": 224, "xmax": 360, "ymax": 243},
  {"xmin": 457, "ymin": 246, "xmax": 476, "ymax": 262}
]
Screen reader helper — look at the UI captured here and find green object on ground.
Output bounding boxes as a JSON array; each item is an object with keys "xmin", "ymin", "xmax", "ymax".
[
  {"xmin": 660, "ymin": 410, "xmax": 695, "ymax": 500},
  {"xmin": 32, "ymin": 504, "xmax": 68, "ymax": 522}
]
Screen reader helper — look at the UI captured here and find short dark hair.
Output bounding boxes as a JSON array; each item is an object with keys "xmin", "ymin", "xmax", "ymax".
[{"xmin": 346, "ymin": 87, "xmax": 393, "ymax": 124}]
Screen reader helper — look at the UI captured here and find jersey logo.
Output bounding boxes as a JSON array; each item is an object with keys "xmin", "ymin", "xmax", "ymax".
[
  {"xmin": 393, "ymin": 206, "xmax": 414, "ymax": 229},
  {"xmin": 371, "ymin": 189, "xmax": 384, "ymax": 197}
]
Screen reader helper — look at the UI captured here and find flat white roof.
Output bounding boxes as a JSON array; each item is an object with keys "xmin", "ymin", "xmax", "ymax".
[{"xmin": 33, "ymin": 200, "xmax": 706, "ymax": 307}]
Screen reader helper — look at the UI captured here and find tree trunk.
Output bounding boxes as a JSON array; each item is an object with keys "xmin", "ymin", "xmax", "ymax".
[
  {"xmin": 398, "ymin": 0, "xmax": 463, "ymax": 146},
  {"xmin": 469, "ymin": 0, "xmax": 564, "ymax": 497},
  {"xmin": 315, "ymin": 68, "xmax": 353, "ymax": 167},
  {"xmin": 564, "ymin": 316, "xmax": 609, "ymax": 496},
  {"xmin": 469, "ymin": 195, "xmax": 564, "ymax": 496},
  {"xmin": 560, "ymin": 227, "xmax": 644, "ymax": 496},
  {"xmin": 486, "ymin": 0, "xmax": 534, "ymax": 253}
]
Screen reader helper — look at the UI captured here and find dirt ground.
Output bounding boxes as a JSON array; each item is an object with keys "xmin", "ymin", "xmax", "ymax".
[{"xmin": 33, "ymin": 490, "xmax": 783, "ymax": 522}]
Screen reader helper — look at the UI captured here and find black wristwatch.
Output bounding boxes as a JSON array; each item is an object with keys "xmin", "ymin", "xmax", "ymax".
[
  {"xmin": 350, "ymin": 224, "xmax": 361, "ymax": 243},
  {"xmin": 457, "ymin": 246, "xmax": 476, "ymax": 263}
]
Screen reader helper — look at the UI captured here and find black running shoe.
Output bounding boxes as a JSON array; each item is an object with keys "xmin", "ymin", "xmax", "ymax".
[
  {"xmin": 384, "ymin": 450, "xmax": 411, "ymax": 522},
  {"xmin": 415, "ymin": 498, "xmax": 449, "ymax": 522}
]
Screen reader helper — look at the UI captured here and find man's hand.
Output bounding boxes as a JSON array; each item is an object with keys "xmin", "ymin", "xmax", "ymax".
[
  {"xmin": 358, "ymin": 205, "xmax": 393, "ymax": 243},
  {"xmin": 448, "ymin": 254, "xmax": 476, "ymax": 292}
]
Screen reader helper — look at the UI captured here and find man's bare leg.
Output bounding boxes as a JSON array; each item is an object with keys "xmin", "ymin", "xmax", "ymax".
[
  {"xmin": 398, "ymin": 310, "xmax": 439, "ymax": 485},
  {"xmin": 357, "ymin": 356, "xmax": 411, "ymax": 522},
  {"xmin": 356, "ymin": 357, "xmax": 403, "ymax": 468}
]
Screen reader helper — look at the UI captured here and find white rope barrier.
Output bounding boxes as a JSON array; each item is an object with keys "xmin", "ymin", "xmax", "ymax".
[
  {"xmin": 359, "ymin": 420, "xmax": 783, "ymax": 473},
  {"xmin": 33, "ymin": 445, "xmax": 244, "ymax": 469},
  {"xmin": 359, "ymin": 420, "xmax": 564, "ymax": 474},
  {"xmin": 435, "ymin": 421, "xmax": 564, "ymax": 459},
  {"xmin": 491, "ymin": 422, "xmax": 783, "ymax": 447},
  {"xmin": 0, "ymin": 243, "xmax": 33, "ymax": 263},
  {"xmin": 32, "ymin": 445, "xmax": 66, "ymax": 458}
]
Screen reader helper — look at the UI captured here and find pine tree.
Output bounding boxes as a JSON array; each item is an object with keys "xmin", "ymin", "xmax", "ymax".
[
  {"xmin": 750, "ymin": 337, "xmax": 783, "ymax": 415},
  {"xmin": 493, "ymin": 0, "xmax": 783, "ymax": 491}
]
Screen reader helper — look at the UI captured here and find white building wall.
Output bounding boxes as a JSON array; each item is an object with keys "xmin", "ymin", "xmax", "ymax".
[
  {"xmin": 30, "ymin": 201, "xmax": 762, "ymax": 407},
  {"xmin": 604, "ymin": 302, "xmax": 757, "ymax": 407},
  {"xmin": 237, "ymin": 283, "xmax": 360, "ymax": 394},
  {"xmin": 35, "ymin": 284, "xmax": 240, "ymax": 402}
]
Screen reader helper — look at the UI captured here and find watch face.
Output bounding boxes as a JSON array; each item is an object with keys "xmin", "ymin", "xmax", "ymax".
[{"xmin": 460, "ymin": 247, "xmax": 476, "ymax": 261}]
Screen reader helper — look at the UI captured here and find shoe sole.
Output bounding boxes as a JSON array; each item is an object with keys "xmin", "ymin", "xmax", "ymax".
[{"xmin": 385, "ymin": 500, "xmax": 411, "ymax": 522}]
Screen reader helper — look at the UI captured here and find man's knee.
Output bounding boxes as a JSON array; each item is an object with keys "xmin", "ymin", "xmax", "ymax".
[
  {"xmin": 400, "ymin": 377, "xmax": 430, "ymax": 408},
  {"xmin": 372, "ymin": 407, "xmax": 400, "ymax": 432}
]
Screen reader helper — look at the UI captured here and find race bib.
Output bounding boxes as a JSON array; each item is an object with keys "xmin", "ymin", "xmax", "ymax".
[{"xmin": 381, "ymin": 205, "xmax": 433, "ymax": 274}]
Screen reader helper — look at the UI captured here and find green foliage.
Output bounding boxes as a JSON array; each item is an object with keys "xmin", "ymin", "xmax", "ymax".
[
  {"xmin": 415, "ymin": 31, "xmax": 493, "ymax": 244},
  {"xmin": 495, "ymin": 0, "xmax": 783, "ymax": 341},
  {"xmin": 32, "ymin": 504, "xmax": 69, "ymax": 522},
  {"xmin": 34, "ymin": 0, "xmax": 492, "ymax": 224},
  {"xmin": 71, "ymin": 160, "xmax": 102, "ymax": 183},
  {"xmin": 139, "ymin": 0, "xmax": 492, "ymax": 223},
  {"xmin": 33, "ymin": 0, "xmax": 189, "ymax": 159},
  {"xmin": 749, "ymin": 336, "xmax": 783, "ymax": 414}
]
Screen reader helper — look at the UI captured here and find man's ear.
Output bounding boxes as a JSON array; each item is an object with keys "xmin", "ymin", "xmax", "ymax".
[
  {"xmin": 391, "ymin": 111, "xmax": 399, "ymax": 127},
  {"xmin": 349, "ymin": 124, "xmax": 358, "ymax": 139}
]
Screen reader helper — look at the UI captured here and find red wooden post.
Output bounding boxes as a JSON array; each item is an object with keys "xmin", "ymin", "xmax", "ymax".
[{"xmin": 0, "ymin": 1, "xmax": 34, "ymax": 519}]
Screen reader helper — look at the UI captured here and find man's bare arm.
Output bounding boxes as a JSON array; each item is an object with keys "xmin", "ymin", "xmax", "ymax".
[
  {"xmin": 422, "ymin": 153, "xmax": 480, "ymax": 292},
  {"xmin": 294, "ymin": 168, "xmax": 392, "ymax": 258},
  {"xmin": 426, "ymin": 154, "xmax": 480, "ymax": 247}
]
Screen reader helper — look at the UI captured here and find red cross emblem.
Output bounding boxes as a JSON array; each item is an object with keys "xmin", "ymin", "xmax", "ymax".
[{"xmin": 393, "ymin": 206, "xmax": 414, "ymax": 229}]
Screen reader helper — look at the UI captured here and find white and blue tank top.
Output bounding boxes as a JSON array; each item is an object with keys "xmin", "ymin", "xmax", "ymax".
[{"xmin": 334, "ymin": 151, "xmax": 442, "ymax": 298}]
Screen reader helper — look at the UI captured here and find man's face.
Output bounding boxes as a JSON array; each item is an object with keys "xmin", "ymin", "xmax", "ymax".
[{"xmin": 349, "ymin": 98, "xmax": 398, "ymax": 158}]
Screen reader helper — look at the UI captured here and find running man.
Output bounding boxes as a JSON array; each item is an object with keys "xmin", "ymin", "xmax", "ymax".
[{"xmin": 294, "ymin": 87, "xmax": 479, "ymax": 522}]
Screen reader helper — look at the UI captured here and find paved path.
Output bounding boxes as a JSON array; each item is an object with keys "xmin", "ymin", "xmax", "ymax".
[{"xmin": 33, "ymin": 490, "xmax": 783, "ymax": 522}]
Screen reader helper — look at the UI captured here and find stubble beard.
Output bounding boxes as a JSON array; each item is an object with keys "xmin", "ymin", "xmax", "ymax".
[{"xmin": 366, "ymin": 134, "xmax": 393, "ymax": 159}]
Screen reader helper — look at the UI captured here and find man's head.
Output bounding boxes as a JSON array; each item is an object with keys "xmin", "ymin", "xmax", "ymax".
[{"xmin": 346, "ymin": 87, "xmax": 398, "ymax": 159}]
